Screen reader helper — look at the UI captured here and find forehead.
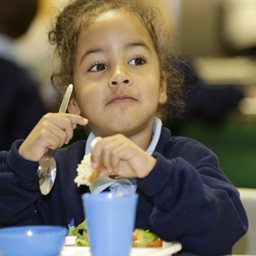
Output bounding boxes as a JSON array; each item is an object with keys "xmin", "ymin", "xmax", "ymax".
[{"xmin": 78, "ymin": 9, "xmax": 155, "ymax": 49}]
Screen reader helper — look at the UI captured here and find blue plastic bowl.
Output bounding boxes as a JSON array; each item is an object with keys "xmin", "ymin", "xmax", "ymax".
[{"xmin": 0, "ymin": 226, "xmax": 67, "ymax": 256}]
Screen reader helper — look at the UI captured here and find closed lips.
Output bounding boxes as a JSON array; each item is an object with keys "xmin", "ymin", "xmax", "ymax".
[{"xmin": 107, "ymin": 95, "xmax": 137, "ymax": 104}]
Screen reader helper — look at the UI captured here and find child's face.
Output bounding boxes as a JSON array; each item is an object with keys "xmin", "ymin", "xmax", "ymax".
[{"xmin": 70, "ymin": 9, "xmax": 167, "ymax": 137}]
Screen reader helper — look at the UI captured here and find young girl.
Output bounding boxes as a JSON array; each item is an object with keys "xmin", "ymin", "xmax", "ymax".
[{"xmin": 0, "ymin": 0, "xmax": 247, "ymax": 255}]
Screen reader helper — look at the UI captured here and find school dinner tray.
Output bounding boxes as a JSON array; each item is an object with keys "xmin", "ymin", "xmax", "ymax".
[{"xmin": 61, "ymin": 242, "xmax": 182, "ymax": 256}]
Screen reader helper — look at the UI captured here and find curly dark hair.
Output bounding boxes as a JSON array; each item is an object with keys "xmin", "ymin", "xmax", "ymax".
[{"xmin": 49, "ymin": 0, "xmax": 185, "ymax": 122}]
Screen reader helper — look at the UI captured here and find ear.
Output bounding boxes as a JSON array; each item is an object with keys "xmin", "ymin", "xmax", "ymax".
[
  {"xmin": 159, "ymin": 75, "xmax": 168, "ymax": 104},
  {"xmin": 68, "ymin": 96, "xmax": 81, "ymax": 115}
]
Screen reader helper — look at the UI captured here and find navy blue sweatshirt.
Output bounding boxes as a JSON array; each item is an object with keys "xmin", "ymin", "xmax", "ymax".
[{"xmin": 0, "ymin": 127, "xmax": 248, "ymax": 255}]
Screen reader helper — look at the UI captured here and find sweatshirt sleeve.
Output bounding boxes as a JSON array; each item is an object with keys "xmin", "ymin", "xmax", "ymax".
[
  {"xmin": 137, "ymin": 139, "xmax": 248, "ymax": 255},
  {"xmin": 0, "ymin": 140, "xmax": 41, "ymax": 226}
]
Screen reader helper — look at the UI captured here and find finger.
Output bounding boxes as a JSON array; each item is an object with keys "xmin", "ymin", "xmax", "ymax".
[
  {"xmin": 40, "ymin": 123, "xmax": 68, "ymax": 149},
  {"xmin": 109, "ymin": 141, "xmax": 129, "ymax": 175},
  {"xmin": 52, "ymin": 117, "xmax": 75, "ymax": 144},
  {"xmin": 66, "ymin": 114, "xmax": 88, "ymax": 126},
  {"xmin": 101, "ymin": 143, "xmax": 112, "ymax": 171},
  {"xmin": 91, "ymin": 135, "xmax": 124, "ymax": 172},
  {"xmin": 46, "ymin": 113, "xmax": 87, "ymax": 144},
  {"xmin": 91, "ymin": 137, "xmax": 103, "ymax": 168},
  {"xmin": 110, "ymin": 149, "xmax": 120, "ymax": 174},
  {"xmin": 91, "ymin": 137, "xmax": 102, "ymax": 149},
  {"xmin": 102, "ymin": 141, "xmax": 120, "ymax": 172},
  {"xmin": 41, "ymin": 116, "xmax": 73, "ymax": 148},
  {"xmin": 94, "ymin": 137, "xmax": 118, "ymax": 171}
]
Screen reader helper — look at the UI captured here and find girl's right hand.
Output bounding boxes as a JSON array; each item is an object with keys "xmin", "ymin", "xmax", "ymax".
[{"xmin": 18, "ymin": 113, "xmax": 88, "ymax": 162}]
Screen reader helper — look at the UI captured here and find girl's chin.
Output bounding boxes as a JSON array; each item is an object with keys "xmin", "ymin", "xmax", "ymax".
[{"xmin": 94, "ymin": 124, "xmax": 136, "ymax": 136}]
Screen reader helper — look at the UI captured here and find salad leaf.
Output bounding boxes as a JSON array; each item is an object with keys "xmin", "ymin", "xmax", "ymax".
[{"xmin": 68, "ymin": 220, "xmax": 89, "ymax": 246}]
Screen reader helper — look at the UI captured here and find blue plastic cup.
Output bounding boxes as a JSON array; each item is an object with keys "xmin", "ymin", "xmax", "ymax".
[{"xmin": 82, "ymin": 192, "xmax": 138, "ymax": 256}]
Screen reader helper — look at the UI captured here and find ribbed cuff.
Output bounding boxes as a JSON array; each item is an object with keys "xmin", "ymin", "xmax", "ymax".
[{"xmin": 7, "ymin": 140, "xmax": 39, "ymax": 183}]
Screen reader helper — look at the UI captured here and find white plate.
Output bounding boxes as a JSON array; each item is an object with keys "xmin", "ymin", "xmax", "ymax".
[{"xmin": 61, "ymin": 242, "xmax": 182, "ymax": 256}]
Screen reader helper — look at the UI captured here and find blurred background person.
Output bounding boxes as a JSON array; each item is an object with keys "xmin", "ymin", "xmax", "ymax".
[
  {"xmin": 0, "ymin": 0, "xmax": 47, "ymax": 151},
  {"xmin": 164, "ymin": 55, "xmax": 245, "ymax": 135}
]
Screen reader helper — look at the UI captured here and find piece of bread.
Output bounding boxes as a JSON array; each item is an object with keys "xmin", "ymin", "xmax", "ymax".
[{"xmin": 74, "ymin": 153, "xmax": 101, "ymax": 186}]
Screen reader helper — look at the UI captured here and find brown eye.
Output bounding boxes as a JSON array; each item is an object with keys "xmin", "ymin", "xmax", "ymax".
[
  {"xmin": 129, "ymin": 56, "xmax": 146, "ymax": 66},
  {"xmin": 89, "ymin": 63, "xmax": 107, "ymax": 72}
]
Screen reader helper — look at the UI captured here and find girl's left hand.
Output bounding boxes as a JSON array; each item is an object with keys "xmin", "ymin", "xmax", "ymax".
[{"xmin": 90, "ymin": 135, "xmax": 156, "ymax": 178}]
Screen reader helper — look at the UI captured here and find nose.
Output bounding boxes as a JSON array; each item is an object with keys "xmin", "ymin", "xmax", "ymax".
[
  {"xmin": 109, "ymin": 64, "xmax": 131, "ymax": 87},
  {"xmin": 111, "ymin": 78, "xmax": 130, "ymax": 86}
]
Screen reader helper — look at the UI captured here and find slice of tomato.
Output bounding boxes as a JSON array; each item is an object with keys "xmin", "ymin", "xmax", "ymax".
[
  {"xmin": 132, "ymin": 230, "xmax": 138, "ymax": 241},
  {"xmin": 132, "ymin": 229, "xmax": 163, "ymax": 248},
  {"xmin": 146, "ymin": 239, "xmax": 163, "ymax": 248}
]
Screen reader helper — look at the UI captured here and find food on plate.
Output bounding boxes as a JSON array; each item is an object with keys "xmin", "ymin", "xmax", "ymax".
[
  {"xmin": 74, "ymin": 154, "xmax": 101, "ymax": 186},
  {"xmin": 68, "ymin": 220, "xmax": 89, "ymax": 246},
  {"xmin": 132, "ymin": 229, "xmax": 163, "ymax": 248},
  {"xmin": 67, "ymin": 220, "xmax": 163, "ymax": 248}
]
